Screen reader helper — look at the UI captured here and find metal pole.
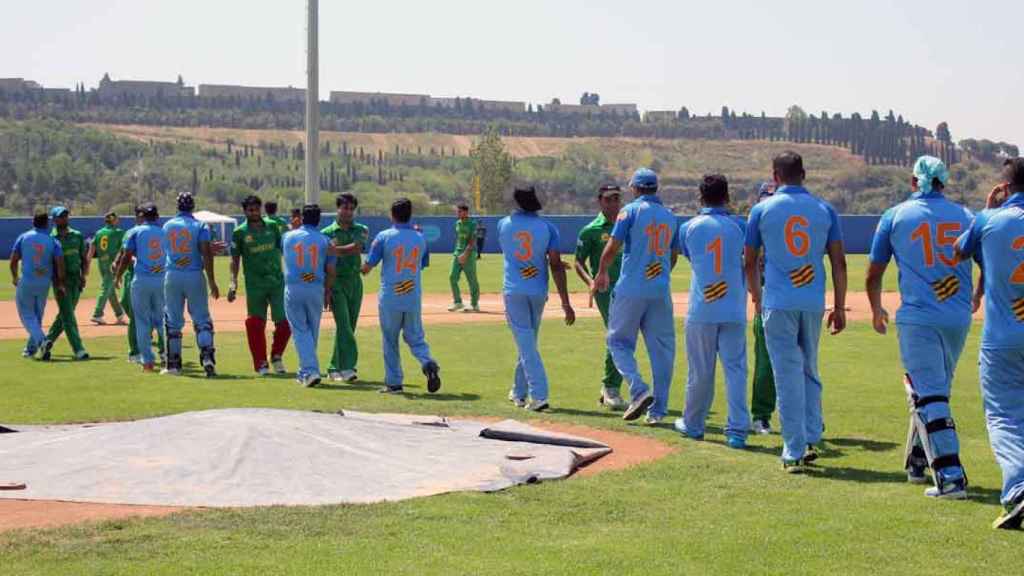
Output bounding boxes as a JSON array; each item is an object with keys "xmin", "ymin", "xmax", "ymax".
[{"xmin": 304, "ymin": 0, "xmax": 320, "ymax": 205}]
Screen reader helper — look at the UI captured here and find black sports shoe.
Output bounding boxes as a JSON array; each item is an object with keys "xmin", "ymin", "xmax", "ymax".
[
  {"xmin": 379, "ymin": 386, "xmax": 404, "ymax": 394},
  {"xmin": 805, "ymin": 444, "xmax": 820, "ymax": 463},
  {"xmin": 424, "ymin": 362, "xmax": 441, "ymax": 394},
  {"xmin": 994, "ymin": 496, "xmax": 1024, "ymax": 530},
  {"xmin": 39, "ymin": 340, "xmax": 53, "ymax": 361},
  {"xmin": 200, "ymin": 348, "xmax": 217, "ymax": 378}
]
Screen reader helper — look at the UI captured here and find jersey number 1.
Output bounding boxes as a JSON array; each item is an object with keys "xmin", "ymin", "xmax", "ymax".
[
  {"xmin": 293, "ymin": 242, "xmax": 320, "ymax": 269},
  {"xmin": 910, "ymin": 222, "xmax": 959, "ymax": 268}
]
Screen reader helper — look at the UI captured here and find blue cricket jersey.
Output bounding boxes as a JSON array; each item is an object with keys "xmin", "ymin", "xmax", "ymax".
[
  {"xmin": 282, "ymin": 225, "xmax": 334, "ymax": 287},
  {"xmin": 162, "ymin": 212, "xmax": 211, "ymax": 273},
  {"xmin": 678, "ymin": 207, "xmax": 747, "ymax": 324},
  {"xmin": 869, "ymin": 191, "xmax": 973, "ymax": 327},
  {"xmin": 123, "ymin": 222, "xmax": 169, "ymax": 279},
  {"xmin": 745, "ymin": 185, "xmax": 842, "ymax": 311},
  {"xmin": 610, "ymin": 194, "xmax": 677, "ymax": 299},
  {"xmin": 11, "ymin": 228, "xmax": 62, "ymax": 289},
  {"xmin": 956, "ymin": 193, "xmax": 1024, "ymax": 349},
  {"xmin": 366, "ymin": 224, "xmax": 426, "ymax": 311},
  {"xmin": 497, "ymin": 211, "xmax": 560, "ymax": 297}
]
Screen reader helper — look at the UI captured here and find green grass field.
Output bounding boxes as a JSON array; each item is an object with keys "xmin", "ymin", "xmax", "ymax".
[
  {"xmin": 0, "ymin": 254, "xmax": 895, "ymax": 302},
  {"xmin": 0, "ymin": 318, "xmax": 1016, "ymax": 574}
]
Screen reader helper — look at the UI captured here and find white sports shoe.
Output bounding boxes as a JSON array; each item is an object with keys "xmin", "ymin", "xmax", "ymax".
[
  {"xmin": 161, "ymin": 367, "xmax": 181, "ymax": 376},
  {"xmin": 447, "ymin": 303, "xmax": 464, "ymax": 312},
  {"xmin": 751, "ymin": 419, "xmax": 772, "ymax": 435},
  {"xmin": 329, "ymin": 371, "xmax": 343, "ymax": 382},
  {"xmin": 257, "ymin": 366, "xmax": 271, "ymax": 377},
  {"xmin": 340, "ymin": 370, "xmax": 358, "ymax": 383},
  {"xmin": 128, "ymin": 354, "xmax": 142, "ymax": 364},
  {"xmin": 599, "ymin": 388, "xmax": 628, "ymax": 411},
  {"xmin": 303, "ymin": 373, "xmax": 322, "ymax": 388},
  {"xmin": 271, "ymin": 357, "xmax": 287, "ymax": 374},
  {"xmin": 644, "ymin": 414, "xmax": 663, "ymax": 426}
]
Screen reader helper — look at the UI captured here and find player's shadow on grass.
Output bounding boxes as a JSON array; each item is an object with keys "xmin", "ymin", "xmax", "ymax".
[
  {"xmin": 43, "ymin": 355, "xmax": 116, "ymax": 363},
  {"xmin": 826, "ymin": 437, "xmax": 899, "ymax": 453}
]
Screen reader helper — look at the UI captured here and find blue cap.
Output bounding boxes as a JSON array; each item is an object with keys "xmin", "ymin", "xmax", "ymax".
[
  {"xmin": 758, "ymin": 182, "xmax": 776, "ymax": 199},
  {"xmin": 629, "ymin": 168, "xmax": 658, "ymax": 189},
  {"xmin": 50, "ymin": 206, "xmax": 69, "ymax": 219}
]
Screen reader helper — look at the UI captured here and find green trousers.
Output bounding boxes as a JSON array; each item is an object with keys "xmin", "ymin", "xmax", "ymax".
[
  {"xmin": 47, "ymin": 277, "xmax": 85, "ymax": 353},
  {"xmin": 329, "ymin": 275, "xmax": 363, "ymax": 373},
  {"xmin": 595, "ymin": 291, "xmax": 623, "ymax": 390},
  {"xmin": 751, "ymin": 313, "xmax": 776, "ymax": 423},
  {"xmin": 449, "ymin": 255, "xmax": 479, "ymax": 307},
  {"xmin": 122, "ymin": 276, "xmax": 164, "ymax": 357},
  {"xmin": 93, "ymin": 266, "xmax": 124, "ymax": 318}
]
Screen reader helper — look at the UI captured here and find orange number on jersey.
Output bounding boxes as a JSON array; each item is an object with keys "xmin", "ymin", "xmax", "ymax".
[
  {"xmin": 293, "ymin": 242, "xmax": 320, "ymax": 269},
  {"xmin": 911, "ymin": 222, "xmax": 961, "ymax": 268},
  {"xmin": 394, "ymin": 245, "xmax": 420, "ymax": 274},
  {"xmin": 514, "ymin": 231, "xmax": 533, "ymax": 261},
  {"xmin": 147, "ymin": 238, "xmax": 164, "ymax": 261},
  {"xmin": 645, "ymin": 223, "xmax": 671, "ymax": 256},
  {"xmin": 31, "ymin": 242, "xmax": 44, "ymax": 265},
  {"xmin": 784, "ymin": 216, "xmax": 810, "ymax": 257},
  {"xmin": 1011, "ymin": 237, "xmax": 1024, "ymax": 285},
  {"xmin": 707, "ymin": 236, "xmax": 723, "ymax": 276},
  {"xmin": 168, "ymin": 228, "xmax": 192, "ymax": 255}
]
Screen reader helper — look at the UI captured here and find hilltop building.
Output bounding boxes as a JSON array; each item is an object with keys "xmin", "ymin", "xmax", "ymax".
[
  {"xmin": 545, "ymin": 101, "xmax": 638, "ymax": 116},
  {"xmin": 330, "ymin": 91, "xmax": 525, "ymax": 113},
  {"xmin": 644, "ymin": 110, "xmax": 678, "ymax": 123},
  {"xmin": 199, "ymin": 84, "xmax": 306, "ymax": 103},
  {"xmin": 97, "ymin": 74, "xmax": 194, "ymax": 102}
]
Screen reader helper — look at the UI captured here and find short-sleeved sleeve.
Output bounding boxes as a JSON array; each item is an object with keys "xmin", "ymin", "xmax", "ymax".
[
  {"xmin": 230, "ymin": 227, "xmax": 244, "ymax": 257},
  {"xmin": 745, "ymin": 204, "xmax": 763, "ymax": 249},
  {"xmin": 955, "ymin": 211, "xmax": 988, "ymax": 260},
  {"xmin": 11, "ymin": 233, "xmax": 24, "ymax": 256},
  {"xmin": 324, "ymin": 239, "xmax": 338, "ymax": 267},
  {"xmin": 575, "ymin": 228, "xmax": 589, "ymax": 261},
  {"xmin": 610, "ymin": 207, "xmax": 633, "ymax": 243},
  {"xmin": 197, "ymin": 222, "xmax": 212, "ymax": 244},
  {"xmin": 868, "ymin": 209, "xmax": 895, "ymax": 264},
  {"xmin": 366, "ymin": 233, "xmax": 385, "ymax": 267},
  {"xmin": 547, "ymin": 221, "xmax": 561, "ymax": 254},
  {"xmin": 677, "ymin": 221, "xmax": 691, "ymax": 259},
  {"xmin": 826, "ymin": 204, "xmax": 843, "ymax": 244}
]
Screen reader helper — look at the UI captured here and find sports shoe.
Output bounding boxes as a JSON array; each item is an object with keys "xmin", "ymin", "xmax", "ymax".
[
  {"xmin": 257, "ymin": 365, "xmax": 271, "ymax": 377},
  {"xmin": 508, "ymin": 389, "xmax": 527, "ymax": 408},
  {"xmin": 340, "ymin": 370, "xmax": 358, "ymax": 383},
  {"xmin": 379, "ymin": 385, "xmax": 404, "ymax": 394},
  {"xmin": 161, "ymin": 367, "xmax": 181, "ymax": 376},
  {"xmin": 423, "ymin": 361, "xmax": 442, "ymax": 394},
  {"xmin": 804, "ymin": 444, "xmax": 820, "ymax": 463},
  {"xmin": 38, "ymin": 340, "xmax": 53, "ymax": 361},
  {"xmin": 726, "ymin": 435, "xmax": 747, "ymax": 450},
  {"xmin": 461, "ymin": 305, "xmax": 480, "ymax": 313},
  {"xmin": 22, "ymin": 347, "xmax": 35, "ymax": 358},
  {"xmin": 623, "ymin": 391, "xmax": 654, "ymax": 422},
  {"xmin": 644, "ymin": 414, "xmax": 662, "ymax": 426},
  {"xmin": 925, "ymin": 477, "xmax": 968, "ymax": 500},
  {"xmin": 783, "ymin": 459, "xmax": 808, "ymax": 474},
  {"xmin": 673, "ymin": 418, "xmax": 705, "ymax": 440},
  {"xmin": 993, "ymin": 497, "xmax": 1024, "ymax": 530},
  {"xmin": 159, "ymin": 351, "xmax": 167, "ymax": 366},
  {"xmin": 115, "ymin": 314, "xmax": 128, "ymax": 325},
  {"xmin": 200, "ymin": 348, "xmax": 216, "ymax": 377},
  {"xmin": 303, "ymin": 373, "xmax": 321, "ymax": 388},
  {"xmin": 526, "ymin": 400, "xmax": 549, "ymax": 412},
  {"xmin": 271, "ymin": 356, "xmax": 286, "ymax": 374},
  {"xmin": 328, "ymin": 371, "xmax": 343, "ymax": 382},
  {"xmin": 906, "ymin": 465, "xmax": 929, "ymax": 485},
  {"xmin": 599, "ymin": 388, "xmax": 627, "ymax": 411},
  {"xmin": 751, "ymin": 419, "xmax": 772, "ymax": 435},
  {"xmin": 447, "ymin": 303, "xmax": 464, "ymax": 312},
  {"xmin": 90, "ymin": 316, "xmax": 106, "ymax": 325},
  {"xmin": 128, "ymin": 354, "xmax": 142, "ymax": 364},
  {"xmin": 74, "ymin": 350, "xmax": 90, "ymax": 361},
  {"xmin": 142, "ymin": 363, "xmax": 156, "ymax": 373}
]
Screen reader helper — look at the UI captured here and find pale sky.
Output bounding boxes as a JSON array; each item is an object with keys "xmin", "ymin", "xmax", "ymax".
[{"xmin": 3, "ymin": 0, "xmax": 1019, "ymax": 145}]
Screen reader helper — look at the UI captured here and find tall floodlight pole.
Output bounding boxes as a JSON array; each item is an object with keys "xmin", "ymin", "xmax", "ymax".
[{"xmin": 305, "ymin": 0, "xmax": 320, "ymax": 205}]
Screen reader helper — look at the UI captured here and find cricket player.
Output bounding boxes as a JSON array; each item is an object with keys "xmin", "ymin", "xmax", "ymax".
[
  {"xmin": 674, "ymin": 175, "xmax": 750, "ymax": 448},
  {"xmin": 744, "ymin": 152, "xmax": 847, "ymax": 472},
  {"xmin": 229, "ymin": 195, "xmax": 290, "ymax": 376},
  {"xmin": 115, "ymin": 207, "xmax": 164, "ymax": 364},
  {"xmin": 866, "ymin": 156, "xmax": 973, "ymax": 499},
  {"xmin": 362, "ymin": 198, "xmax": 442, "ymax": 395},
  {"xmin": 282, "ymin": 204, "xmax": 335, "ymax": 388},
  {"xmin": 594, "ymin": 168, "xmax": 677, "ymax": 424},
  {"xmin": 40, "ymin": 206, "xmax": 90, "ymax": 361},
  {"xmin": 264, "ymin": 201, "xmax": 288, "ymax": 230},
  {"xmin": 88, "ymin": 211, "xmax": 127, "ymax": 325},
  {"xmin": 115, "ymin": 202, "xmax": 168, "ymax": 372},
  {"xmin": 499, "ymin": 187, "xmax": 576, "ymax": 412},
  {"xmin": 751, "ymin": 182, "xmax": 778, "ymax": 435},
  {"xmin": 10, "ymin": 210, "xmax": 65, "ymax": 358},
  {"xmin": 321, "ymin": 193, "xmax": 368, "ymax": 383},
  {"xmin": 448, "ymin": 203, "xmax": 480, "ymax": 312},
  {"xmin": 954, "ymin": 157, "xmax": 1024, "ymax": 529},
  {"xmin": 289, "ymin": 208, "xmax": 302, "ymax": 231},
  {"xmin": 163, "ymin": 192, "xmax": 220, "ymax": 377},
  {"xmin": 574, "ymin": 184, "xmax": 625, "ymax": 410}
]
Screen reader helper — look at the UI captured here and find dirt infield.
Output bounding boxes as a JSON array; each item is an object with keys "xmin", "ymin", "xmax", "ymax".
[
  {"xmin": 0, "ymin": 421, "xmax": 674, "ymax": 532},
  {"xmin": 0, "ymin": 291, "xmax": 943, "ymax": 342}
]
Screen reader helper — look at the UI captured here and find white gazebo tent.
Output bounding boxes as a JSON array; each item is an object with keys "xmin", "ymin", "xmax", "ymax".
[{"xmin": 193, "ymin": 210, "xmax": 238, "ymax": 249}]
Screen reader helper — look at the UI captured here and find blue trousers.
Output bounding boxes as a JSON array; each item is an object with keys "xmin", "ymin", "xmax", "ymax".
[
  {"xmin": 607, "ymin": 293, "xmax": 676, "ymax": 418},
  {"xmin": 504, "ymin": 294, "xmax": 549, "ymax": 402},
  {"xmin": 979, "ymin": 347, "xmax": 1024, "ymax": 505},
  {"xmin": 379, "ymin": 303, "xmax": 434, "ymax": 387},
  {"xmin": 132, "ymin": 277, "xmax": 166, "ymax": 366},
  {"xmin": 16, "ymin": 283, "xmax": 49, "ymax": 354},
  {"xmin": 683, "ymin": 321, "xmax": 750, "ymax": 439},
  {"xmin": 762, "ymin": 308, "xmax": 824, "ymax": 462},
  {"xmin": 897, "ymin": 323, "xmax": 968, "ymax": 482},
  {"xmin": 164, "ymin": 271, "xmax": 214, "ymax": 361},
  {"xmin": 285, "ymin": 284, "xmax": 324, "ymax": 379}
]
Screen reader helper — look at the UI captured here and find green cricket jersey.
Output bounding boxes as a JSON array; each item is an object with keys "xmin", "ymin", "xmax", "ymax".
[
  {"xmin": 267, "ymin": 215, "xmax": 288, "ymax": 231},
  {"xmin": 575, "ymin": 213, "xmax": 621, "ymax": 282},
  {"xmin": 454, "ymin": 218, "xmax": 477, "ymax": 254},
  {"xmin": 231, "ymin": 218, "xmax": 284, "ymax": 288},
  {"xmin": 92, "ymin": 225, "xmax": 125, "ymax": 269},
  {"xmin": 52, "ymin": 227, "xmax": 86, "ymax": 278},
  {"xmin": 321, "ymin": 221, "xmax": 369, "ymax": 279}
]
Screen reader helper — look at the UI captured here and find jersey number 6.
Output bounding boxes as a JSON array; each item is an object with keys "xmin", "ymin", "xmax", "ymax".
[{"xmin": 785, "ymin": 216, "xmax": 810, "ymax": 257}]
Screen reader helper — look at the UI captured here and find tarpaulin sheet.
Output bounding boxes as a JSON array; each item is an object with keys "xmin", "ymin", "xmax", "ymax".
[{"xmin": 0, "ymin": 409, "xmax": 611, "ymax": 507}]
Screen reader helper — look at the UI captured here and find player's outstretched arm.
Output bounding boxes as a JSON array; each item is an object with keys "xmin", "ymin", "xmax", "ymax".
[
  {"xmin": 228, "ymin": 255, "xmax": 240, "ymax": 302},
  {"xmin": 573, "ymin": 254, "xmax": 594, "ymax": 290},
  {"xmin": 549, "ymin": 249, "xmax": 575, "ymax": 326},
  {"xmin": 9, "ymin": 252, "xmax": 20, "ymax": 287},
  {"xmin": 592, "ymin": 238, "xmax": 622, "ymax": 294},
  {"xmin": 973, "ymin": 267, "xmax": 985, "ymax": 313},
  {"xmin": 201, "ymin": 241, "xmax": 219, "ymax": 299},
  {"xmin": 827, "ymin": 240, "xmax": 848, "ymax": 335},
  {"xmin": 865, "ymin": 261, "xmax": 888, "ymax": 335},
  {"xmin": 743, "ymin": 246, "xmax": 761, "ymax": 314},
  {"xmin": 54, "ymin": 254, "xmax": 66, "ymax": 297},
  {"xmin": 324, "ymin": 263, "xmax": 336, "ymax": 311},
  {"xmin": 113, "ymin": 249, "xmax": 133, "ymax": 290}
]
